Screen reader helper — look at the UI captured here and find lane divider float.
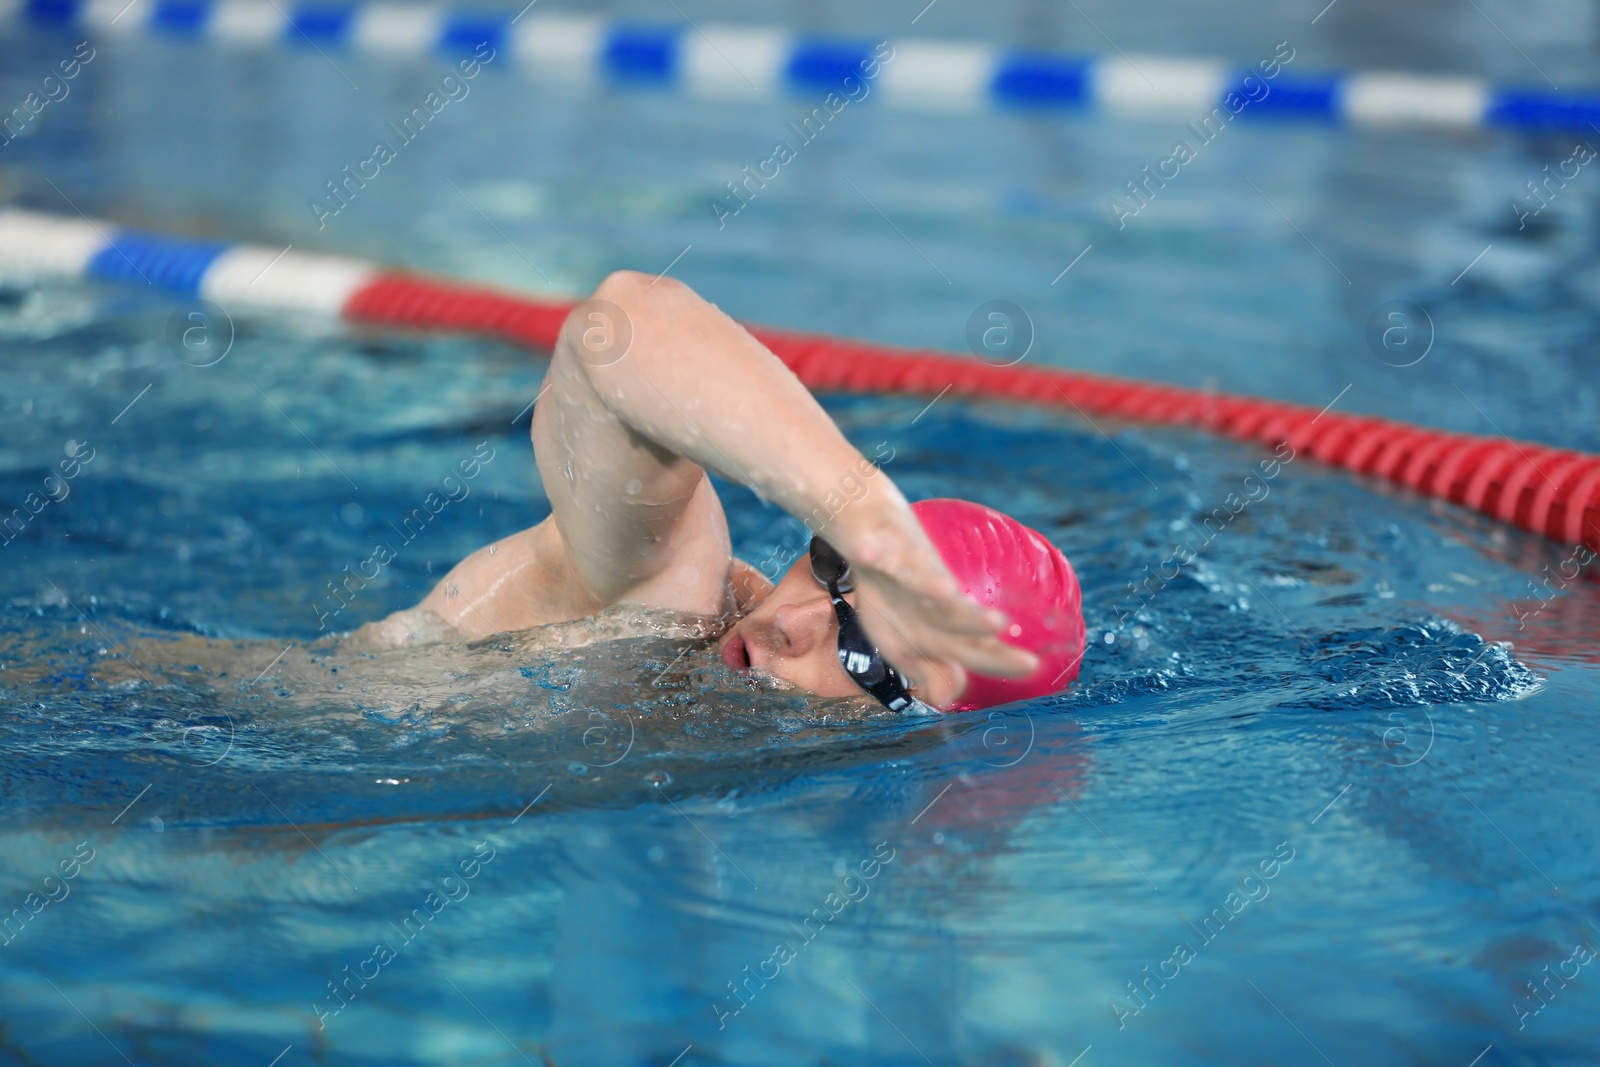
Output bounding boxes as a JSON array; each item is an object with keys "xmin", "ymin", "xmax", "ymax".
[
  {"xmin": 6, "ymin": 2, "xmax": 1600, "ymax": 131},
  {"xmin": 2, "ymin": 206, "xmax": 1596, "ymax": 556}
]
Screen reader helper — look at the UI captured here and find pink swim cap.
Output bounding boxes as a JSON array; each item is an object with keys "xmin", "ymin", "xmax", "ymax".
[{"xmin": 911, "ymin": 498, "xmax": 1086, "ymax": 711}]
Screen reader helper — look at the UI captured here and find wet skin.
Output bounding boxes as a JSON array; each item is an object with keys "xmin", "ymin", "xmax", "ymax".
[{"xmin": 718, "ymin": 555, "xmax": 861, "ymax": 700}]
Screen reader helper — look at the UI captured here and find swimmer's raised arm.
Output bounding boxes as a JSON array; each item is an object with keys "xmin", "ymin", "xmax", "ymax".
[{"xmin": 523, "ymin": 270, "xmax": 1036, "ymax": 699}]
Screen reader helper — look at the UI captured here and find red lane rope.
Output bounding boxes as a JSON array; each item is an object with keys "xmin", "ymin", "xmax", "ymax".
[{"xmin": 343, "ymin": 275, "xmax": 1600, "ymax": 556}]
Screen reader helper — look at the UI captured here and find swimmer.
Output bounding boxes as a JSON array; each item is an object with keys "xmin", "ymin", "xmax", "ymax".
[{"xmin": 362, "ymin": 272, "xmax": 1085, "ymax": 712}]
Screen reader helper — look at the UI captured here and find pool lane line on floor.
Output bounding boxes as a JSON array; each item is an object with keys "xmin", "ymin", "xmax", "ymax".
[
  {"xmin": 6, "ymin": 2, "xmax": 1600, "ymax": 132},
  {"xmin": 2, "ymin": 206, "xmax": 1597, "ymax": 558}
]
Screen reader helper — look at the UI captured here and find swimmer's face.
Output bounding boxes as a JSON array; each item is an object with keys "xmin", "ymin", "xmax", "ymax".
[{"xmin": 718, "ymin": 557, "xmax": 864, "ymax": 700}]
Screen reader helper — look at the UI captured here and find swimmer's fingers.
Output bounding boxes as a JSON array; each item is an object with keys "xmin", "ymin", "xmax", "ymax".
[
  {"xmin": 856, "ymin": 584, "xmax": 1038, "ymax": 681},
  {"xmin": 903, "ymin": 621, "xmax": 1038, "ymax": 681},
  {"xmin": 848, "ymin": 550, "xmax": 1000, "ymax": 638},
  {"xmin": 853, "ymin": 561, "xmax": 1010, "ymax": 637},
  {"xmin": 861, "ymin": 612, "xmax": 1035, "ymax": 704},
  {"xmin": 843, "ymin": 517, "xmax": 1036, "ymax": 687}
]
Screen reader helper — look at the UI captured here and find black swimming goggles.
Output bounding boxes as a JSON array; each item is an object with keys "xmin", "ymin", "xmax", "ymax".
[{"xmin": 808, "ymin": 537, "xmax": 918, "ymax": 713}]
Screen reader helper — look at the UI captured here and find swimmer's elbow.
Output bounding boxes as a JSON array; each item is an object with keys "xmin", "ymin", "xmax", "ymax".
[
  {"xmin": 592, "ymin": 268, "xmax": 692, "ymax": 305},
  {"xmin": 592, "ymin": 268, "xmax": 657, "ymax": 305},
  {"xmin": 582, "ymin": 269, "xmax": 690, "ymax": 337},
  {"xmin": 554, "ymin": 271, "xmax": 653, "ymax": 378},
  {"xmin": 556, "ymin": 269, "xmax": 696, "ymax": 386},
  {"xmin": 599, "ymin": 269, "xmax": 702, "ymax": 330}
]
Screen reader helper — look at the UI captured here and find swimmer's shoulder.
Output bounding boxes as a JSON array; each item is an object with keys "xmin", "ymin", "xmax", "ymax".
[{"xmin": 414, "ymin": 520, "xmax": 602, "ymax": 638}]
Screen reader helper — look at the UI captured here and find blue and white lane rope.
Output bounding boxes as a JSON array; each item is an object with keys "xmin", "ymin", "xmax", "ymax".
[
  {"xmin": 4, "ymin": 0, "xmax": 1599, "ymax": 132},
  {"xmin": 0, "ymin": 208, "xmax": 376, "ymax": 313}
]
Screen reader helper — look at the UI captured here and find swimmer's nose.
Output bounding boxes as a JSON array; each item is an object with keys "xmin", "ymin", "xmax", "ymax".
[{"xmin": 772, "ymin": 595, "xmax": 835, "ymax": 656}]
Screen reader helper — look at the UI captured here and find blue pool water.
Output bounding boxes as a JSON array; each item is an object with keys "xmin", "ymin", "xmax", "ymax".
[{"xmin": 3, "ymin": 1, "xmax": 1600, "ymax": 1064}]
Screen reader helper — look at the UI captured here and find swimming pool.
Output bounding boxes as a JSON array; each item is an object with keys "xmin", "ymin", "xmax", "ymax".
[{"xmin": 3, "ymin": 0, "xmax": 1600, "ymax": 1063}]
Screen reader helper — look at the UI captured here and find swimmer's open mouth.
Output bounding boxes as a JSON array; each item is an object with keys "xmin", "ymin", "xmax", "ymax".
[{"xmin": 721, "ymin": 631, "xmax": 751, "ymax": 671}]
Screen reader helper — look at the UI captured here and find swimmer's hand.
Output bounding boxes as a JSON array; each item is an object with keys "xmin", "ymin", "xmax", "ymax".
[{"xmin": 842, "ymin": 514, "xmax": 1038, "ymax": 708}]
